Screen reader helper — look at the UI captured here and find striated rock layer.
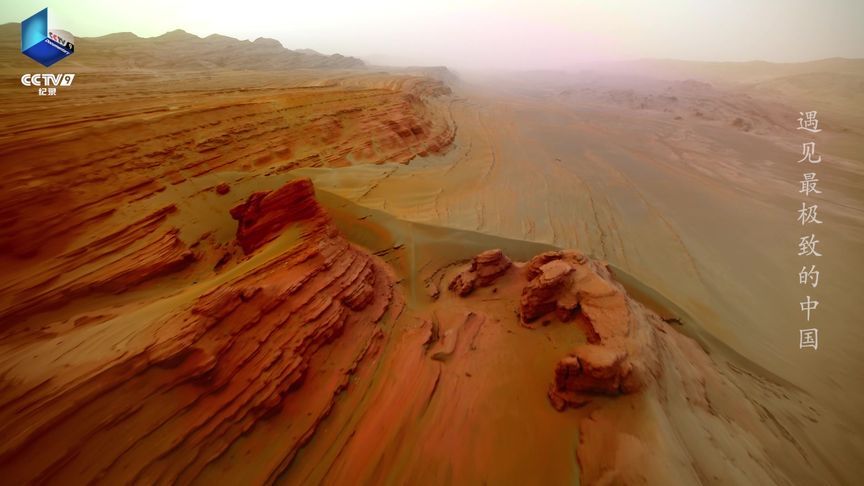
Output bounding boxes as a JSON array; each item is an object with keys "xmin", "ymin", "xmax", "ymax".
[
  {"xmin": 0, "ymin": 179, "xmax": 401, "ymax": 484},
  {"xmin": 0, "ymin": 69, "xmax": 453, "ymax": 261},
  {"xmin": 0, "ymin": 204, "xmax": 197, "ymax": 326},
  {"xmin": 230, "ymin": 178, "xmax": 328, "ymax": 254}
]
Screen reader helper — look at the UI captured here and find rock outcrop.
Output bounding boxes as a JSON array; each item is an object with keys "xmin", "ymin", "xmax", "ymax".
[
  {"xmin": 215, "ymin": 182, "xmax": 231, "ymax": 195},
  {"xmin": 230, "ymin": 178, "xmax": 328, "ymax": 254},
  {"xmin": 522, "ymin": 250, "xmax": 647, "ymax": 406},
  {"xmin": 448, "ymin": 249, "xmax": 512, "ymax": 296},
  {"xmin": 450, "ymin": 249, "xmax": 653, "ymax": 410},
  {"xmin": 0, "ymin": 68, "xmax": 454, "ymax": 259},
  {"xmin": 0, "ymin": 205, "xmax": 197, "ymax": 325},
  {"xmin": 0, "ymin": 180, "xmax": 401, "ymax": 484},
  {"xmin": 552, "ymin": 345, "xmax": 632, "ymax": 399}
]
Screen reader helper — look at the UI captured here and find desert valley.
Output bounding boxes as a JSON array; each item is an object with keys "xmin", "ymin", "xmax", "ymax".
[{"xmin": 0, "ymin": 22, "xmax": 863, "ymax": 485}]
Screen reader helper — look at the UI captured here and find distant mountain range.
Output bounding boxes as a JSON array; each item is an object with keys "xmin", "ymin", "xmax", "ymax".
[{"xmin": 0, "ymin": 23, "xmax": 364, "ymax": 70}]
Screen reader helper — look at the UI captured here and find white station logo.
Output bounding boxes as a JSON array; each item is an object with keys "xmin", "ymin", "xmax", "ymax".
[{"xmin": 21, "ymin": 73, "xmax": 76, "ymax": 86}]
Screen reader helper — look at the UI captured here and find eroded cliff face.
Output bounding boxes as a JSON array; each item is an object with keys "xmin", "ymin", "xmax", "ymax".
[
  {"xmin": 0, "ymin": 178, "xmax": 402, "ymax": 484},
  {"xmin": 0, "ymin": 71, "xmax": 453, "ymax": 261},
  {"xmin": 0, "ymin": 61, "xmax": 458, "ymax": 483},
  {"xmin": 229, "ymin": 178, "xmax": 328, "ymax": 254},
  {"xmin": 0, "ymin": 204, "xmax": 197, "ymax": 324}
]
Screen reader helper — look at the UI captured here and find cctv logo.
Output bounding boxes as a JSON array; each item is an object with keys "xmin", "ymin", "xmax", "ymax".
[
  {"xmin": 21, "ymin": 8, "xmax": 75, "ymax": 67},
  {"xmin": 20, "ymin": 73, "xmax": 75, "ymax": 96},
  {"xmin": 20, "ymin": 9, "xmax": 77, "ymax": 96},
  {"xmin": 21, "ymin": 74, "xmax": 75, "ymax": 86}
]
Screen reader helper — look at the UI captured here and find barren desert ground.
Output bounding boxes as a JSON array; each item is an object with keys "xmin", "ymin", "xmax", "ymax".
[{"xmin": 0, "ymin": 25, "xmax": 862, "ymax": 485}]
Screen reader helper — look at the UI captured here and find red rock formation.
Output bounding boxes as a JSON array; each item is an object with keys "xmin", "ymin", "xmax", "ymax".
[
  {"xmin": 553, "ymin": 345, "xmax": 632, "ymax": 399},
  {"xmin": 0, "ymin": 180, "xmax": 400, "ymax": 484},
  {"xmin": 0, "ymin": 205, "xmax": 196, "ymax": 325},
  {"xmin": 229, "ymin": 178, "xmax": 328, "ymax": 254},
  {"xmin": 448, "ymin": 248, "xmax": 512, "ymax": 296},
  {"xmin": 520, "ymin": 259, "xmax": 575, "ymax": 322},
  {"xmin": 451, "ymin": 249, "xmax": 651, "ymax": 410},
  {"xmin": 0, "ymin": 70, "xmax": 454, "ymax": 259},
  {"xmin": 215, "ymin": 182, "xmax": 231, "ymax": 195},
  {"xmin": 523, "ymin": 251, "xmax": 645, "ymax": 405},
  {"xmin": 519, "ymin": 250, "xmax": 600, "ymax": 325}
]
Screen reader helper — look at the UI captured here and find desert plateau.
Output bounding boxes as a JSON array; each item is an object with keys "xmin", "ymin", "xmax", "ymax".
[{"xmin": 0, "ymin": 14, "xmax": 863, "ymax": 486}]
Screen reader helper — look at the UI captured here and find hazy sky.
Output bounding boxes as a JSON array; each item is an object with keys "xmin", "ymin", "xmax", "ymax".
[{"xmin": 3, "ymin": 0, "xmax": 862, "ymax": 69}]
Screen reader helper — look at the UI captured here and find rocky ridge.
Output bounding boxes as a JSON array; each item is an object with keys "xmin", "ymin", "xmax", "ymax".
[
  {"xmin": 0, "ymin": 70, "xmax": 453, "ymax": 261},
  {"xmin": 450, "ymin": 249, "xmax": 657, "ymax": 409},
  {"xmin": 0, "ymin": 178, "xmax": 401, "ymax": 483},
  {"xmin": 0, "ymin": 24, "xmax": 363, "ymax": 70}
]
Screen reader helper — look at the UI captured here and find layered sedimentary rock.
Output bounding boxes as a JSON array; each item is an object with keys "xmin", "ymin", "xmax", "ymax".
[
  {"xmin": 552, "ymin": 345, "xmax": 631, "ymax": 398},
  {"xmin": 1, "ymin": 29, "xmax": 857, "ymax": 482},
  {"xmin": 0, "ymin": 179, "xmax": 400, "ymax": 484},
  {"xmin": 0, "ymin": 39, "xmax": 455, "ymax": 479},
  {"xmin": 520, "ymin": 258, "xmax": 578, "ymax": 323},
  {"xmin": 0, "ymin": 68, "xmax": 453, "ymax": 260},
  {"xmin": 447, "ymin": 248, "xmax": 512, "ymax": 296},
  {"xmin": 0, "ymin": 205, "xmax": 197, "ymax": 325},
  {"xmin": 439, "ymin": 247, "xmax": 842, "ymax": 484},
  {"xmin": 230, "ymin": 178, "xmax": 327, "ymax": 254},
  {"xmin": 519, "ymin": 250, "xmax": 646, "ymax": 403},
  {"xmin": 450, "ymin": 249, "xmax": 653, "ymax": 409}
]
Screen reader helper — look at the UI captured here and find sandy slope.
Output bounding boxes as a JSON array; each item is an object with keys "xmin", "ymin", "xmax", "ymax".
[
  {"xmin": 296, "ymin": 62, "xmax": 864, "ymax": 482},
  {"xmin": 301, "ymin": 66, "xmax": 864, "ymax": 411}
]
